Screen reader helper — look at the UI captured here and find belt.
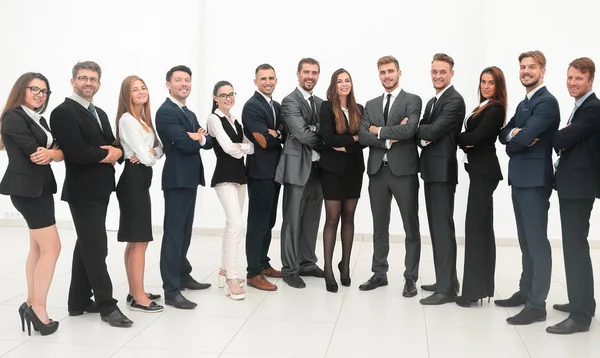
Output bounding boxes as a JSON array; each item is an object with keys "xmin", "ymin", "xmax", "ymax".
[{"xmin": 382, "ymin": 161, "xmax": 389, "ymax": 167}]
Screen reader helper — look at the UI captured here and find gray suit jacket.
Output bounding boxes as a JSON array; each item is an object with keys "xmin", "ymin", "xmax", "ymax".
[
  {"xmin": 359, "ymin": 89, "xmax": 422, "ymax": 176},
  {"xmin": 275, "ymin": 88, "xmax": 323, "ymax": 186}
]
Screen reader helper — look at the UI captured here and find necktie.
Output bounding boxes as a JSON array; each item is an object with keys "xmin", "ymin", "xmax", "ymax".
[
  {"xmin": 88, "ymin": 103, "xmax": 102, "ymax": 129},
  {"xmin": 40, "ymin": 117, "xmax": 50, "ymax": 132},
  {"xmin": 429, "ymin": 96, "xmax": 438, "ymax": 115},
  {"xmin": 182, "ymin": 106, "xmax": 195, "ymax": 128},
  {"xmin": 383, "ymin": 93, "xmax": 391, "ymax": 125},
  {"xmin": 567, "ymin": 104, "xmax": 578, "ymax": 125},
  {"xmin": 269, "ymin": 99, "xmax": 276, "ymax": 128},
  {"xmin": 308, "ymin": 96, "xmax": 317, "ymax": 124}
]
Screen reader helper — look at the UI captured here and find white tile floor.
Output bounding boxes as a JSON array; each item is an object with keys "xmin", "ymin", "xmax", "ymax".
[{"xmin": 0, "ymin": 225, "xmax": 599, "ymax": 358}]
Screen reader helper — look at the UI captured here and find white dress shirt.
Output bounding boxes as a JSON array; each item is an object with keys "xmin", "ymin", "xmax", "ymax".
[
  {"xmin": 378, "ymin": 87, "xmax": 402, "ymax": 161},
  {"xmin": 206, "ymin": 109, "xmax": 254, "ymax": 159},
  {"xmin": 118, "ymin": 112, "xmax": 163, "ymax": 166},
  {"xmin": 21, "ymin": 105, "xmax": 52, "ymax": 148},
  {"xmin": 297, "ymin": 86, "xmax": 320, "ymax": 161}
]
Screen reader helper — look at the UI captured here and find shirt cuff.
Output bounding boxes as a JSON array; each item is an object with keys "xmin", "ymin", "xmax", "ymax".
[
  {"xmin": 420, "ymin": 139, "xmax": 430, "ymax": 147},
  {"xmin": 506, "ymin": 131, "xmax": 514, "ymax": 141},
  {"xmin": 240, "ymin": 143, "xmax": 252, "ymax": 152},
  {"xmin": 377, "ymin": 127, "xmax": 382, "ymax": 139},
  {"xmin": 199, "ymin": 135, "xmax": 207, "ymax": 146},
  {"xmin": 385, "ymin": 139, "xmax": 392, "ymax": 149}
]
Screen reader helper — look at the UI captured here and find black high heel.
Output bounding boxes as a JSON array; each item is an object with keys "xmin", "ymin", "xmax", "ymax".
[
  {"xmin": 18, "ymin": 302, "xmax": 39, "ymax": 332},
  {"xmin": 324, "ymin": 272, "xmax": 338, "ymax": 293},
  {"xmin": 338, "ymin": 262, "xmax": 351, "ymax": 287},
  {"xmin": 24, "ymin": 307, "xmax": 58, "ymax": 336}
]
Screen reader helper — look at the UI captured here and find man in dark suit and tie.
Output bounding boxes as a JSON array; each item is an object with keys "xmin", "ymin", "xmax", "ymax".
[
  {"xmin": 242, "ymin": 64, "xmax": 285, "ymax": 291},
  {"xmin": 50, "ymin": 61, "xmax": 132, "ymax": 327},
  {"xmin": 417, "ymin": 53, "xmax": 466, "ymax": 305},
  {"xmin": 276, "ymin": 58, "xmax": 325, "ymax": 288},
  {"xmin": 156, "ymin": 65, "xmax": 213, "ymax": 310},
  {"xmin": 358, "ymin": 55, "xmax": 422, "ymax": 297},
  {"xmin": 547, "ymin": 57, "xmax": 600, "ymax": 334},
  {"xmin": 496, "ymin": 51, "xmax": 560, "ymax": 325}
]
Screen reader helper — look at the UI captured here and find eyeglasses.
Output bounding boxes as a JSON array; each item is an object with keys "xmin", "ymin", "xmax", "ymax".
[
  {"xmin": 217, "ymin": 92, "xmax": 236, "ymax": 99},
  {"xmin": 75, "ymin": 76, "xmax": 100, "ymax": 83},
  {"xmin": 27, "ymin": 86, "xmax": 51, "ymax": 96}
]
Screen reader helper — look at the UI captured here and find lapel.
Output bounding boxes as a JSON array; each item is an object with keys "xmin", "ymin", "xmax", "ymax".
[
  {"xmin": 373, "ymin": 95, "xmax": 385, "ymax": 126},
  {"xmin": 254, "ymin": 91, "xmax": 276, "ymax": 129},
  {"xmin": 166, "ymin": 98, "xmax": 195, "ymax": 132},
  {"xmin": 293, "ymin": 88, "xmax": 312, "ymax": 124},
  {"xmin": 572, "ymin": 93, "xmax": 597, "ymax": 123},
  {"xmin": 388, "ymin": 90, "xmax": 406, "ymax": 122},
  {"xmin": 430, "ymin": 85, "xmax": 454, "ymax": 120},
  {"xmin": 16, "ymin": 107, "xmax": 48, "ymax": 146},
  {"xmin": 67, "ymin": 98, "xmax": 111, "ymax": 141}
]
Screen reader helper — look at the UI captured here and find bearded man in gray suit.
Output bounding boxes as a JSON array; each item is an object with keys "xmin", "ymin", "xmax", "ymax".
[
  {"xmin": 276, "ymin": 58, "xmax": 325, "ymax": 288},
  {"xmin": 358, "ymin": 55, "xmax": 422, "ymax": 297}
]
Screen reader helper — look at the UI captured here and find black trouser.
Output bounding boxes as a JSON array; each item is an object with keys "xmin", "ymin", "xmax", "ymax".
[
  {"xmin": 246, "ymin": 177, "xmax": 280, "ymax": 279},
  {"xmin": 559, "ymin": 197, "xmax": 596, "ymax": 326},
  {"xmin": 160, "ymin": 187, "xmax": 197, "ymax": 299},
  {"xmin": 68, "ymin": 198, "xmax": 117, "ymax": 316}
]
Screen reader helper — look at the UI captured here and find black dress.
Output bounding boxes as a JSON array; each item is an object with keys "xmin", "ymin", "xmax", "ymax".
[
  {"xmin": 318, "ymin": 101, "xmax": 365, "ymax": 201},
  {"xmin": 116, "ymin": 161, "xmax": 153, "ymax": 242}
]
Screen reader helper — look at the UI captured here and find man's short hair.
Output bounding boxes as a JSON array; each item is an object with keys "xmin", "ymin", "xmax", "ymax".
[
  {"xmin": 377, "ymin": 56, "xmax": 400, "ymax": 70},
  {"xmin": 569, "ymin": 57, "xmax": 595, "ymax": 79},
  {"xmin": 166, "ymin": 65, "xmax": 192, "ymax": 81},
  {"xmin": 255, "ymin": 63, "xmax": 275, "ymax": 76},
  {"xmin": 518, "ymin": 50, "xmax": 547, "ymax": 69},
  {"xmin": 297, "ymin": 58, "xmax": 320, "ymax": 73},
  {"xmin": 72, "ymin": 61, "xmax": 102, "ymax": 80},
  {"xmin": 432, "ymin": 53, "xmax": 455, "ymax": 69}
]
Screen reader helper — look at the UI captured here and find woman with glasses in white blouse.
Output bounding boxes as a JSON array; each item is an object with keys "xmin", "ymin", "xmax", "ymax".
[
  {"xmin": 0, "ymin": 72, "xmax": 63, "ymax": 336},
  {"xmin": 115, "ymin": 75, "xmax": 164, "ymax": 312},
  {"xmin": 206, "ymin": 81, "xmax": 254, "ymax": 301}
]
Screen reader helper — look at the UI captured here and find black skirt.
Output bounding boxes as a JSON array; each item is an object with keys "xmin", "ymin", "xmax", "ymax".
[
  {"xmin": 116, "ymin": 161, "xmax": 153, "ymax": 242},
  {"xmin": 10, "ymin": 169, "xmax": 56, "ymax": 229},
  {"xmin": 320, "ymin": 162, "xmax": 363, "ymax": 201}
]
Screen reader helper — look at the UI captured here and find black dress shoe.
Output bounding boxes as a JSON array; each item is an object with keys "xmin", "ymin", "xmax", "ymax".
[
  {"xmin": 181, "ymin": 279, "xmax": 211, "ymax": 290},
  {"xmin": 165, "ymin": 294, "xmax": 197, "ymax": 309},
  {"xmin": 506, "ymin": 307, "xmax": 546, "ymax": 325},
  {"xmin": 421, "ymin": 283, "xmax": 436, "ymax": 292},
  {"xmin": 324, "ymin": 272, "xmax": 338, "ymax": 293},
  {"xmin": 126, "ymin": 293, "xmax": 162, "ymax": 305},
  {"xmin": 403, "ymin": 279, "xmax": 417, "ymax": 298},
  {"xmin": 299, "ymin": 267, "xmax": 325, "ymax": 278},
  {"xmin": 358, "ymin": 275, "xmax": 388, "ymax": 291},
  {"xmin": 495, "ymin": 292, "xmax": 526, "ymax": 307},
  {"xmin": 101, "ymin": 308, "xmax": 134, "ymax": 328},
  {"xmin": 129, "ymin": 300, "xmax": 164, "ymax": 313},
  {"xmin": 283, "ymin": 274, "xmax": 306, "ymax": 288},
  {"xmin": 546, "ymin": 317, "xmax": 590, "ymax": 334},
  {"xmin": 68, "ymin": 302, "xmax": 99, "ymax": 316},
  {"xmin": 338, "ymin": 262, "xmax": 351, "ymax": 287},
  {"xmin": 420, "ymin": 293, "xmax": 455, "ymax": 305},
  {"xmin": 552, "ymin": 303, "xmax": 571, "ymax": 313}
]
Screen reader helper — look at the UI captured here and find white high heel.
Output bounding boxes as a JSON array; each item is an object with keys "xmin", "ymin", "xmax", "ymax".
[
  {"xmin": 224, "ymin": 279, "xmax": 246, "ymax": 301},
  {"xmin": 218, "ymin": 269, "xmax": 245, "ymax": 288}
]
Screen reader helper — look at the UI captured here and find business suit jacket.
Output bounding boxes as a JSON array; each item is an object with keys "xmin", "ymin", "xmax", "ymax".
[
  {"xmin": 50, "ymin": 98, "xmax": 122, "ymax": 202},
  {"xmin": 0, "ymin": 107, "xmax": 57, "ymax": 197},
  {"xmin": 156, "ymin": 98, "xmax": 214, "ymax": 191},
  {"xmin": 242, "ymin": 91, "xmax": 284, "ymax": 180},
  {"xmin": 499, "ymin": 86, "xmax": 560, "ymax": 188},
  {"xmin": 275, "ymin": 88, "xmax": 323, "ymax": 186},
  {"xmin": 319, "ymin": 101, "xmax": 364, "ymax": 176},
  {"xmin": 553, "ymin": 93, "xmax": 600, "ymax": 199},
  {"xmin": 417, "ymin": 85, "xmax": 466, "ymax": 184},
  {"xmin": 359, "ymin": 89, "xmax": 422, "ymax": 176},
  {"xmin": 458, "ymin": 102, "xmax": 505, "ymax": 181}
]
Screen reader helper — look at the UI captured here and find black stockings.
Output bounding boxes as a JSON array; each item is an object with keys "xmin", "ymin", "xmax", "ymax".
[{"xmin": 322, "ymin": 199, "xmax": 358, "ymax": 277}]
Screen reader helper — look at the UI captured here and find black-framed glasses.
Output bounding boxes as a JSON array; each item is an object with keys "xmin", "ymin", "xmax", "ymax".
[
  {"xmin": 27, "ymin": 86, "xmax": 51, "ymax": 96},
  {"xmin": 217, "ymin": 92, "xmax": 236, "ymax": 99},
  {"xmin": 75, "ymin": 76, "xmax": 100, "ymax": 83}
]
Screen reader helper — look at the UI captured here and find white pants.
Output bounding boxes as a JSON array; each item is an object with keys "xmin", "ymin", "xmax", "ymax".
[{"xmin": 214, "ymin": 182, "xmax": 246, "ymax": 280}]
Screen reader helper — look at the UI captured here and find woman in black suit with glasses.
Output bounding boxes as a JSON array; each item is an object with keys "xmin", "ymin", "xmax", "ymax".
[{"xmin": 0, "ymin": 72, "xmax": 63, "ymax": 335}]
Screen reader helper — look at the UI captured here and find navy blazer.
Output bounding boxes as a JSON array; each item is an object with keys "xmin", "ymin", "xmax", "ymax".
[
  {"xmin": 156, "ymin": 98, "xmax": 214, "ymax": 190},
  {"xmin": 553, "ymin": 93, "xmax": 600, "ymax": 199},
  {"xmin": 242, "ymin": 91, "xmax": 284, "ymax": 180},
  {"xmin": 499, "ymin": 86, "xmax": 560, "ymax": 188}
]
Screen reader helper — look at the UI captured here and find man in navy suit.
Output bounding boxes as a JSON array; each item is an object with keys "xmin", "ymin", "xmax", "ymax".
[
  {"xmin": 547, "ymin": 57, "xmax": 600, "ymax": 335},
  {"xmin": 156, "ymin": 65, "xmax": 214, "ymax": 309},
  {"xmin": 242, "ymin": 64, "xmax": 285, "ymax": 291},
  {"xmin": 497, "ymin": 51, "xmax": 560, "ymax": 325}
]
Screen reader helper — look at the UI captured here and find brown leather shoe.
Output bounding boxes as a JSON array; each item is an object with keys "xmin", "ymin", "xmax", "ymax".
[
  {"xmin": 261, "ymin": 267, "xmax": 283, "ymax": 278},
  {"xmin": 252, "ymin": 132, "xmax": 267, "ymax": 149},
  {"xmin": 247, "ymin": 275, "xmax": 277, "ymax": 291}
]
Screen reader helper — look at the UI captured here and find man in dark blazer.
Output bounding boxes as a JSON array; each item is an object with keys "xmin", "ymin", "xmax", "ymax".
[
  {"xmin": 156, "ymin": 65, "xmax": 213, "ymax": 310},
  {"xmin": 358, "ymin": 55, "xmax": 422, "ymax": 297},
  {"xmin": 276, "ymin": 58, "xmax": 325, "ymax": 288},
  {"xmin": 496, "ymin": 51, "xmax": 560, "ymax": 325},
  {"xmin": 547, "ymin": 57, "xmax": 600, "ymax": 335},
  {"xmin": 50, "ymin": 61, "xmax": 132, "ymax": 327},
  {"xmin": 242, "ymin": 64, "xmax": 285, "ymax": 291},
  {"xmin": 417, "ymin": 53, "xmax": 466, "ymax": 305}
]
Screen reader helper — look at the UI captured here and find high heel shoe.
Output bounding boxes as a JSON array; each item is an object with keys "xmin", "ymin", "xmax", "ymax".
[
  {"xmin": 455, "ymin": 296, "xmax": 479, "ymax": 308},
  {"xmin": 224, "ymin": 279, "xmax": 246, "ymax": 301},
  {"xmin": 18, "ymin": 303, "xmax": 39, "ymax": 332},
  {"xmin": 338, "ymin": 262, "xmax": 351, "ymax": 287},
  {"xmin": 218, "ymin": 269, "xmax": 245, "ymax": 288},
  {"xmin": 324, "ymin": 272, "xmax": 338, "ymax": 293},
  {"xmin": 24, "ymin": 307, "xmax": 58, "ymax": 336}
]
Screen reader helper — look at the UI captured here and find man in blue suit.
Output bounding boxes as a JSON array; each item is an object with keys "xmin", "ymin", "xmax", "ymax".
[
  {"xmin": 497, "ymin": 51, "xmax": 560, "ymax": 325},
  {"xmin": 156, "ymin": 65, "xmax": 214, "ymax": 309}
]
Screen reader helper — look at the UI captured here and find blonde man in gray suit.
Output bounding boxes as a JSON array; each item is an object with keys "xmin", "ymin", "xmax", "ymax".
[
  {"xmin": 359, "ymin": 56, "xmax": 422, "ymax": 297},
  {"xmin": 276, "ymin": 58, "xmax": 325, "ymax": 288}
]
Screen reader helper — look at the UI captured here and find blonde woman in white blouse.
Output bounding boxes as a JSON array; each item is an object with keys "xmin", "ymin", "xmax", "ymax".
[
  {"xmin": 115, "ymin": 75, "xmax": 164, "ymax": 312},
  {"xmin": 206, "ymin": 81, "xmax": 254, "ymax": 300}
]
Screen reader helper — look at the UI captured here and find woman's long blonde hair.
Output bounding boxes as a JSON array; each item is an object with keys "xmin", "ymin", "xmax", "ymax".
[{"xmin": 115, "ymin": 75, "xmax": 158, "ymax": 146}]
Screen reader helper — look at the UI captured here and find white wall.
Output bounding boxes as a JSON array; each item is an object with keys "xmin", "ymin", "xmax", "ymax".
[{"xmin": 1, "ymin": 0, "xmax": 600, "ymax": 241}]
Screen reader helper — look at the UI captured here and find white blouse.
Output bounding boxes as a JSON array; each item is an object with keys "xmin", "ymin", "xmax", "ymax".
[
  {"xmin": 206, "ymin": 109, "xmax": 254, "ymax": 159},
  {"xmin": 118, "ymin": 112, "xmax": 164, "ymax": 166},
  {"xmin": 21, "ymin": 105, "xmax": 52, "ymax": 149}
]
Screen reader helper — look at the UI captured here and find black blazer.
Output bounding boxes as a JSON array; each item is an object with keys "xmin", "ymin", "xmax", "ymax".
[
  {"xmin": 458, "ymin": 102, "xmax": 505, "ymax": 181},
  {"xmin": 50, "ymin": 98, "xmax": 122, "ymax": 202},
  {"xmin": 318, "ymin": 101, "xmax": 365, "ymax": 177},
  {"xmin": 156, "ymin": 98, "xmax": 214, "ymax": 190},
  {"xmin": 554, "ymin": 93, "xmax": 600, "ymax": 199},
  {"xmin": 417, "ymin": 85, "xmax": 466, "ymax": 184},
  {"xmin": 242, "ymin": 91, "xmax": 284, "ymax": 180},
  {"xmin": 0, "ymin": 107, "xmax": 57, "ymax": 197}
]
